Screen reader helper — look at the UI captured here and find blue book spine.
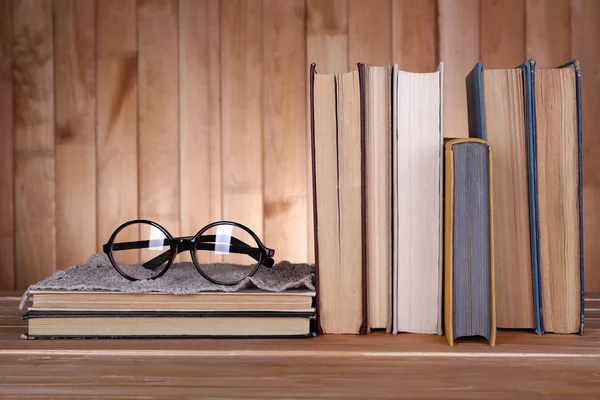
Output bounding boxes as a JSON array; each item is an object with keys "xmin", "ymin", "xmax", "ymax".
[
  {"xmin": 466, "ymin": 63, "xmax": 484, "ymax": 140},
  {"xmin": 519, "ymin": 60, "xmax": 543, "ymax": 335}
]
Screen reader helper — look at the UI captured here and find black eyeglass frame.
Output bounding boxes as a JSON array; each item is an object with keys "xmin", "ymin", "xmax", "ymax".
[{"xmin": 102, "ymin": 219, "xmax": 275, "ymax": 285}]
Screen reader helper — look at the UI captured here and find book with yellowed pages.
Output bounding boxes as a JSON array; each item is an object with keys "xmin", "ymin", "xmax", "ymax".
[
  {"xmin": 27, "ymin": 289, "xmax": 315, "ymax": 312},
  {"xmin": 443, "ymin": 138, "xmax": 496, "ymax": 347},
  {"xmin": 466, "ymin": 61, "xmax": 542, "ymax": 333},
  {"xmin": 532, "ymin": 60, "xmax": 584, "ymax": 334},
  {"xmin": 23, "ymin": 310, "xmax": 315, "ymax": 338},
  {"xmin": 310, "ymin": 64, "xmax": 366, "ymax": 335},
  {"xmin": 358, "ymin": 62, "xmax": 393, "ymax": 333},
  {"xmin": 467, "ymin": 60, "xmax": 584, "ymax": 334},
  {"xmin": 22, "ymin": 289, "xmax": 316, "ymax": 338},
  {"xmin": 19, "ymin": 255, "xmax": 317, "ymax": 339}
]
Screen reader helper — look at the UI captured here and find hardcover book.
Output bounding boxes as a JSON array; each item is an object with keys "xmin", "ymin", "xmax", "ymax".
[
  {"xmin": 358, "ymin": 62, "xmax": 393, "ymax": 332},
  {"xmin": 443, "ymin": 138, "xmax": 496, "ymax": 346},
  {"xmin": 466, "ymin": 62, "xmax": 542, "ymax": 333},
  {"xmin": 393, "ymin": 63, "xmax": 444, "ymax": 335},
  {"xmin": 532, "ymin": 60, "xmax": 584, "ymax": 334},
  {"xmin": 20, "ymin": 255, "xmax": 317, "ymax": 338},
  {"xmin": 310, "ymin": 63, "xmax": 366, "ymax": 334}
]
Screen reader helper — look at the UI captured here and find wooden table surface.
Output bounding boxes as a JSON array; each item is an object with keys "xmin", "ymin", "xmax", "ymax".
[{"xmin": 3, "ymin": 292, "xmax": 600, "ymax": 399}]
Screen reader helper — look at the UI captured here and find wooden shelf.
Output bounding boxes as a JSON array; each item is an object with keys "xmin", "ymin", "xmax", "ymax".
[{"xmin": 2, "ymin": 293, "xmax": 600, "ymax": 398}]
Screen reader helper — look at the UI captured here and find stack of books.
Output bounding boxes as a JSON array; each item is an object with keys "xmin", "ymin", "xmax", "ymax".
[
  {"xmin": 310, "ymin": 59, "xmax": 583, "ymax": 345},
  {"xmin": 23, "ymin": 289, "xmax": 316, "ymax": 338},
  {"xmin": 20, "ymin": 257, "xmax": 317, "ymax": 339}
]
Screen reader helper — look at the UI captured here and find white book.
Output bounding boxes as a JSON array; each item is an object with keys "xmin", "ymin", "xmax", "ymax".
[{"xmin": 393, "ymin": 63, "xmax": 444, "ymax": 335}]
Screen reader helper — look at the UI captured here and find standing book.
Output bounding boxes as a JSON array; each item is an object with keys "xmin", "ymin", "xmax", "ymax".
[
  {"xmin": 358, "ymin": 62, "xmax": 393, "ymax": 332},
  {"xmin": 310, "ymin": 63, "xmax": 366, "ymax": 334},
  {"xmin": 532, "ymin": 60, "xmax": 584, "ymax": 334},
  {"xmin": 393, "ymin": 63, "xmax": 444, "ymax": 335},
  {"xmin": 443, "ymin": 138, "xmax": 496, "ymax": 346},
  {"xmin": 466, "ymin": 62, "xmax": 542, "ymax": 333}
]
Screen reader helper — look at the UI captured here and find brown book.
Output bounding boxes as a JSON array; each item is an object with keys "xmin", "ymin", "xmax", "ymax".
[
  {"xmin": 476, "ymin": 66, "xmax": 536, "ymax": 329},
  {"xmin": 358, "ymin": 63, "xmax": 393, "ymax": 332},
  {"xmin": 534, "ymin": 62, "xmax": 583, "ymax": 334},
  {"xmin": 23, "ymin": 311, "xmax": 314, "ymax": 338},
  {"xmin": 23, "ymin": 289, "xmax": 316, "ymax": 338},
  {"xmin": 310, "ymin": 64, "xmax": 366, "ymax": 334},
  {"xmin": 28, "ymin": 289, "xmax": 316, "ymax": 311}
]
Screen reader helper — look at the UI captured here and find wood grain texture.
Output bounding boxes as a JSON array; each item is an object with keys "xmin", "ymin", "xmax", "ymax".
[
  {"xmin": 179, "ymin": 0, "xmax": 221, "ymax": 255},
  {"xmin": 13, "ymin": 0, "xmax": 55, "ymax": 288},
  {"xmin": 348, "ymin": 0, "xmax": 391, "ymax": 68},
  {"xmin": 0, "ymin": 0, "xmax": 13, "ymax": 290},
  {"xmin": 481, "ymin": 0, "xmax": 526, "ymax": 68},
  {"xmin": 1, "ymin": 354, "xmax": 600, "ymax": 399},
  {"xmin": 439, "ymin": 0, "xmax": 480, "ymax": 138},
  {"xmin": 220, "ymin": 0, "xmax": 263, "ymax": 236},
  {"xmin": 53, "ymin": 0, "xmax": 96, "ymax": 268},
  {"xmin": 392, "ymin": 0, "xmax": 437, "ymax": 72},
  {"xmin": 572, "ymin": 0, "xmax": 600, "ymax": 292},
  {"xmin": 306, "ymin": 0, "xmax": 348, "ymax": 74},
  {"xmin": 138, "ymin": 0, "xmax": 180, "ymax": 234},
  {"xmin": 526, "ymin": 0, "xmax": 571, "ymax": 67},
  {"xmin": 306, "ymin": 0, "xmax": 348, "ymax": 264},
  {"xmin": 262, "ymin": 0, "xmax": 307, "ymax": 263},
  {"xmin": 3, "ymin": 0, "xmax": 600, "ymax": 288},
  {"xmin": 96, "ymin": 0, "xmax": 138, "ymax": 248}
]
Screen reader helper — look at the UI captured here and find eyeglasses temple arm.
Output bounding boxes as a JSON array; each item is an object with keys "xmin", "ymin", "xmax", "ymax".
[{"xmin": 195, "ymin": 235, "xmax": 274, "ymax": 267}]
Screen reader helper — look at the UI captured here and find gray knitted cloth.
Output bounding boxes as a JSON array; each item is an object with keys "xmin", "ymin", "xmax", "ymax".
[{"xmin": 20, "ymin": 253, "xmax": 315, "ymax": 309}]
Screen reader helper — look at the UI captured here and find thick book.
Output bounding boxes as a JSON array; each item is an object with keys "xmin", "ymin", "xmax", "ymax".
[
  {"xmin": 22, "ymin": 289, "xmax": 317, "ymax": 338},
  {"xmin": 393, "ymin": 63, "xmax": 444, "ymax": 335},
  {"xmin": 531, "ymin": 60, "xmax": 584, "ymax": 334},
  {"xmin": 358, "ymin": 62, "xmax": 393, "ymax": 332},
  {"xmin": 22, "ymin": 310, "xmax": 316, "ymax": 338},
  {"xmin": 466, "ymin": 62, "xmax": 542, "ymax": 333},
  {"xmin": 310, "ymin": 63, "xmax": 367, "ymax": 334},
  {"xmin": 27, "ymin": 289, "xmax": 316, "ymax": 311},
  {"xmin": 443, "ymin": 138, "xmax": 496, "ymax": 347}
]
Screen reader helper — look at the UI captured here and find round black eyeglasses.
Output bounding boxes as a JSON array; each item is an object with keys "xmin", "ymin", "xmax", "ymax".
[{"xmin": 102, "ymin": 220, "xmax": 275, "ymax": 285}]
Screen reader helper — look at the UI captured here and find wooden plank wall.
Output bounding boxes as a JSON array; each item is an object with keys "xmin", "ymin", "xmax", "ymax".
[{"xmin": 0, "ymin": 0, "xmax": 598, "ymax": 290}]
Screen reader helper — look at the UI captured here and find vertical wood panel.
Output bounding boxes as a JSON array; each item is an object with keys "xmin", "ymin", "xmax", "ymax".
[
  {"xmin": 96, "ymin": 0, "xmax": 138, "ymax": 249},
  {"xmin": 262, "ymin": 0, "xmax": 307, "ymax": 263},
  {"xmin": 348, "ymin": 0, "xmax": 391, "ymax": 68},
  {"xmin": 572, "ymin": 0, "xmax": 600, "ymax": 292},
  {"xmin": 439, "ymin": 0, "xmax": 480, "ymax": 138},
  {"xmin": 0, "ymin": 0, "xmax": 13, "ymax": 289},
  {"xmin": 179, "ymin": 0, "xmax": 221, "ymax": 259},
  {"xmin": 481, "ymin": 0, "xmax": 526, "ymax": 68},
  {"xmin": 220, "ymin": 0, "xmax": 263, "ymax": 236},
  {"xmin": 392, "ymin": 0, "xmax": 437, "ymax": 72},
  {"xmin": 526, "ymin": 0, "xmax": 571, "ymax": 67},
  {"xmin": 13, "ymin": 0, "xmax": 55, "ymax": 287},
  {"xmin": 306, "ymin": 0, "xmax": 348, "ymax": 263},
  {"xmin": 138, "ymin": 0, "xmax": 179, "ymax": 234},
  {"xmin": 307, "ymin": 0, "xmax": 348, "ymax": 74},
  {"xmin": 54, "ymin": 0, "xmax": 96, "ymax": 268}
]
